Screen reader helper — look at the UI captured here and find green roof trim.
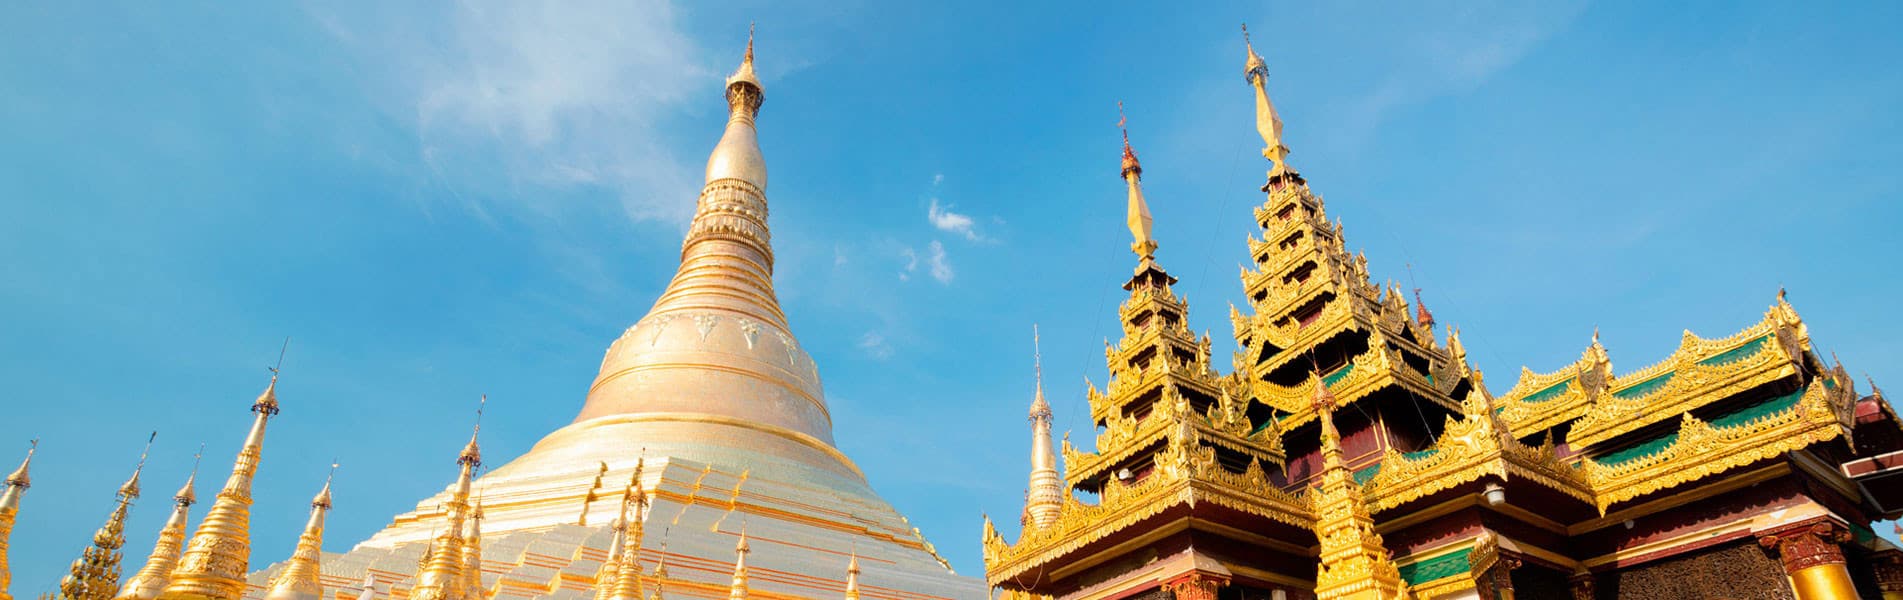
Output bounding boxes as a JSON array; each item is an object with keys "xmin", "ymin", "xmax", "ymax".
[
  {"xmin": 1398, "ymin": 548, "xmax": 1473, "ymax": 585},
  {"xmin": 1595, "ymin": 389, "xmax": 1808, "ymax": 467},
  {"xmin": 1353, "ymin": 464, "xmax": 1381, "ymax": 484},
  {"xmin": 1324, "ymin": 363, "xmax": 1355, "ymax": 387},
  {"xmin": 1597, "ymin": 432, "xmax": 1678, "ymax": 467},
  {"xmin": 1697, "ymin": 334, "xmax": 1773, "ymax": 367},
  {"xmin": 1521, "ymin": 378, "xmax": 1574, "ymax": 404},
  {"xmin": 1403, "ymin": 448, "xmax": 1440, "ymax": 461},
  {"xmin": 1613, "ymin": 372, "xmax": 1675, "ymax": 399}
]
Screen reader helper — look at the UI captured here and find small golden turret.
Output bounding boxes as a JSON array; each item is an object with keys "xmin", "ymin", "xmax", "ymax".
[
  {"xmin": 117, "ymin": 448, "xmax": 201, "ymax": 600},
  {"xmin": 1242, "ymin": 24, "xmax": 1302, "ymax": 188},
  {"xmin": 412, "ymin": 406, "xmax": 483, "ymax": 600},
  {"xmin": 728, "ymin": 529, "xmax": 750, "ymax": 600},
  {"xmin": 844, "ymin": 553, "xmax": 861, "ymax": 600},
  {"xmin": 647, "ymin": 544, "xmax": 667, "ymax": 600},
  {"xmin": 60, "ymin": 434, "xmax": 154, "ymax": 600},
  {"xmin": 1023, "ymin": 325, "xmax": 1061, "ymax": 530},
  {"xmin": 608, "ymin": 458, "xmax": 649, "ymax": 600},
  {"xmin": 1307, "ymin": 371, "xmax": 1406, "ymax": 600},
  {"xmin": 0, "ymin": 440, "xmax": 37, "ymax": 600},
  {"xmin": 159, "ymin": 373, "xmax": 284, "ymax": 600},
  {"xmin": 1118, "ymin": 102, "xmax": 1157, "ymax": 260},
  {"xmin": 460, "ymin": 500, "xmax": 485, "ymax": 600},
  {"xmin": 263, "ymin": 465, "xmax": 335, "ymax": 600}
]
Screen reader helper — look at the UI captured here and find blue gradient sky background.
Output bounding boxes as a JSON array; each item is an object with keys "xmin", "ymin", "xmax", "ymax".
[{"xmin": 3, "ymin": 1, "xmax": 1900, "ymax": 592}]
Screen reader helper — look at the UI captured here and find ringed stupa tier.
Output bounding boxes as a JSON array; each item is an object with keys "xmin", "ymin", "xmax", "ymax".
[{"xmin": 246, "ymin": 31, "xmax": 978, "ymax": 600}]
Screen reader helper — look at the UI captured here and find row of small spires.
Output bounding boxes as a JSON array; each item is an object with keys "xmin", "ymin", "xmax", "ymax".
[{"xmin": 0, "ymin": 372, "xmax": 869, "ymax": 600}]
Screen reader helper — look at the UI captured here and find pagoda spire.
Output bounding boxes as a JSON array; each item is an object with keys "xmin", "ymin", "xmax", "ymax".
[
  {"xmin": 462, "ymin": 500, "xmax": 486, "ymax": 600},
  {"xmin": 608, "ymin": 457, "xmax": 649, "ymax": 600},
  {"xmin": 1119, "ymin": 102, "xmax": 1157, "ymax": 260},
  {"xmin": 728, "ymin": 527, "xmax": 751, "ymax": 600},
  {"xmin": 1242, "ymin": 24, "xmax": 1301, "ymax": 188},
  {"xmin": 264, "ymin": 464, "xmax": 336, "ymax": 600},
  {"xmin": 118, "ymin": 447, "xmax": 202, "ymax": 600},
  {"xmin": 0, "ymin": 440, "xmax": 36, "ymax": 600},
  {"xmin": 645, "ymin": 23, "xmax": 783, "ymax": 328},
  {"xmin": 648, "ymin": 541, "xmax": 668, "ymax": 600},
  {"xmin": 844, "ymin": 552, "xmax": 861, "ymax": 600},
  {"xmin": 60, "ymin": 433, "xmax": 153, "ymax": 600},
  {"xmin": 1024, "ymin": 324, "xmax": 1062, "ymax": 530},
  {"xmin": 159, "ymin": 366, "xmax": 284, "ymax": 600},
  {"xmin": 1307, "ymin": 374, "xmax": 1406, "ymax": 600},
  {"xmin": 412, "ymin": 398, "xmax": 485, "ymax": 600}
]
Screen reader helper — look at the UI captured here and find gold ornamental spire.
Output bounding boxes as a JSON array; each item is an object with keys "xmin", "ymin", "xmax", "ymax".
[
  {"xmin": 1024, "ymin": 325, "xmax": 1061, "ymax": 530},
  {"xmin": 413, "ymin": 400, "xmax": 485, "ymax": 600},
  {"xmin": 264, "ymin": 464, "xmax": 336, "ymax": 600},
  {"xmin": 0, "ymin": 440, "xmax": 36, "ymax": 600},
  {"xmin": 1119, "ymin": 102, "xmax": 1157, "ymax": 260},
  {"xmin": 159, "ymin": 365, "xmax": 285, "ymax": 600},
  {"xmin": 60, "ymin": 433, "xmax": 154, "ymax": 600},
  {"xmin": 648, "ymin": 541, "xmax": 667, "ymax": 600},
  {"xmin": 843, "ymin": 553, "xmax": 861, "ymax": 600},
  {"xmin": 1242, "ymin": 24, "xmax": 1301, "ymax": 188},
  {"xmin": 1307, "ymin": 370, "xmax": 1406, "ymax": 599},
  {"xmin": 608, "ymin": 458, "xmax": 650, "ymax": 600},
  {"xmin": 728, "ymin": 528, "xmax": 750, "ymax": 600},
  {"xmin": 117, "ymin": 447, "xmax": 202, "ymax": 600},
  {"xmin": 461, "ymin": 500, "xmax": 485, "ymax": 600}
]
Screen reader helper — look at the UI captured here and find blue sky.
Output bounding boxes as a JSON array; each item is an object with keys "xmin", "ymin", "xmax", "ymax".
[{"xmin": 3, "ymin": 1, "xmax": 1900, "ymax": 592}]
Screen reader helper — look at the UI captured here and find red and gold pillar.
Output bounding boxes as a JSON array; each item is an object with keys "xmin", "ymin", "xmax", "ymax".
[
  {"xmin": 1164, "ymin": 573, "xmax": 1224, "ymax": 600},
  {"xmin": 1757, "ymin": 522, "xmax": 1859, "ymax": 600}
]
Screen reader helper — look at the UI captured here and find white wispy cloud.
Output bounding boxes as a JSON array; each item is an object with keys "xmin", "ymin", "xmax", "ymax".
[
  {"xmin": 898, "ymin": 246, "xmax": 918, "ymax": 281},
  {"xmin": 926, "ymin": 240, "xmax": 954, "ymax": 283},
  {"xmin": 927, "ymin": 198, "xmax": 984, "ymax": 241},
  {"xmin": 858, "ymin": 331, "xmax": 894, "ymax": 359},
  {"xmin": 313, "ymin": 0, "xmax": 710, "ymax": 225}
]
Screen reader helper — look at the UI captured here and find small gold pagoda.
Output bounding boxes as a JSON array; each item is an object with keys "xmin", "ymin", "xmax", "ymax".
[{"xmin": 984, "ymin": 25, "xmax": 1903, "ymax": 600}]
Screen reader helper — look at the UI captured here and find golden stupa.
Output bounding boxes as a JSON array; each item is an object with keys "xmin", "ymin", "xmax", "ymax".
[{"xmin": 244, "ymin": 29, "xmax": 978, "ymax": 600}]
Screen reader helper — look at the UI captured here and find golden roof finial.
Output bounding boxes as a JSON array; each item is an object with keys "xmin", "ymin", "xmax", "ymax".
[
  {"xmin": 648, "ymin": 535, "xmax": 669, "ymax": 600},
  {"xmin": 844, "ymin": 550, "xmax": 861, "ymax": 600},
  {"xmin": 461, "ymin": 395, "xmax": 485, "ymax": 468},
  {"xmin": 1242, "ymin": 24, "xmax": 1298, "ymax": 186},
  {"xmin": 729, "ymin": 525, "xmax": 750, "ymax": 600},
  {"xmin": 0, "ymin": 440, "xmax": 33, "ymax": 600},
  {"xmin": 1310, "ymin": 363, "xmax": 1344, "ymax": 471},
  {"xmin": 61, "ymin": 436, "xmax": 151, "ymax": 600},
  {"xmin": 159, "ymin": 360, "xmax": 286, "ymax": 600},
  {"xmin": 116, "ymin": 453, "xmax": 201, "ymax": 600},
  {"xmin": 1024, "ymin": 324, "xmax": 1061, "ymax": 530},
  {"xmin": 264, "ymin": 465, "xmax": 337, "ymax": 600},
  {"xmin": 1119, "ymin": 102, "xmax": 1157, "ymax": 260}
]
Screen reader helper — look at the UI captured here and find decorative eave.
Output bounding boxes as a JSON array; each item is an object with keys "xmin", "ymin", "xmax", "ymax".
[
  {"xmin": 1496, "ymin": 341, "xmax": 1612, "ymax": 438},
  {"xmin": 1360, "ymin": 397, "xmax": 1594, "ymax": 513},
  {"xmin": 985, "ymin": 437, "xmax": 1312, "ymax": 586},
  {"xmin": 1568, "ymin": 307, "xmax": 1810, "ymax": 448},
  {"xmin": 1251, "ymin": 341, "xmax": 1463, "ymax": 429},
  {"xmin": 1092, "ymin": 347, "xmax": 1226, "ymax": 425},
  {"xmin": 1577, "ymin": 376, "xmax": 1857, "ymax": 513},
  {"xmin": 1065, "ymin": 391, "xmax": 1287, "ymax": 489}
]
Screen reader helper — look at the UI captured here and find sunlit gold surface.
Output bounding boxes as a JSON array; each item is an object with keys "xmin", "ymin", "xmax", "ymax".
[
  {"xmin": 159, "ymin": 378, "xmax": 278, "ymax": 600},
  {"xmin": 118, "ymin": 473, "xmax": 196, "ymax": 600},
  {"xmin": 260, "ymin": 479, "xmax": 329, "ymax": 600},
  {"xmin": 0, "ymin": 444, "xmax": 34, "ymax": 600}
]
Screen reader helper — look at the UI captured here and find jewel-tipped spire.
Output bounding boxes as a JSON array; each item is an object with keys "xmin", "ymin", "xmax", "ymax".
[
  {"xmin": 706, "ymin": 23, "xmax": 767, "ymax": 193},
  {"xmin": 160, "ymin": 361, "xmax": 286, "ymax": 600},
  {"xmin": 0, "ymin": 439, "xmax": 34, "ymax": 600},
  {"xmin": 728, "ymin": 528, "xmax": 750, "ymax": 600},
  {"xmin": 1024, "ymin": 325, "xmax": 1061, "ymax": 530},
  {"xmin": 648, "ymin": 539, "xmax": 668, "ymax": 600},
  {"xmin": 117, "ymin": 448, "xmax": 201, "ymax": 600},
  {"xmin": 1311, "ymin": 370, "xmax": 1344, "ymax": 471},
  {"xmin": 844, "ymin": 552, "xmax": 861, "ymax": 600},
  {"xmin": 413, "ymin": 400, "xmax": 486, "ymax": 600},
  {"xmin": 264, "ymin": 464, "xmax": 337, "ymax": 600},
  {"xmin": 60, "ymin": 434, "xmax": 154, "ymax": 600},
  {"xmin": 1412, "ymin": 287, "xmax": 1437, "ymax": 329},
  {"xmin": 1242, "ymin": 24, "xmax": 1300, "ymax": 188},
  {"xmin": 1119, "ymin": 102, "xmax": 1158, "ymax": 260}
]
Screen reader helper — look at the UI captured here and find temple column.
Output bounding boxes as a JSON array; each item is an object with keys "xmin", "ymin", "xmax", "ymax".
[
  {"xmin": 1757, "ymin": 522, "xmax": 1859, "ymax": 600},
  {"xmin": 1164, "ymin": 574, "xmax": 1223, "ymax": 600}
]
